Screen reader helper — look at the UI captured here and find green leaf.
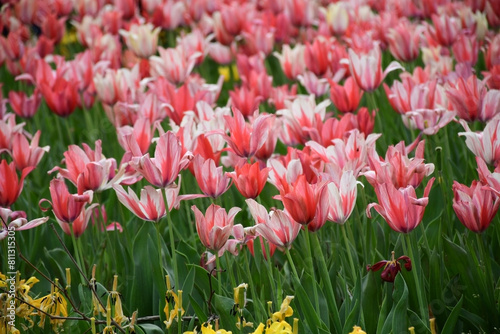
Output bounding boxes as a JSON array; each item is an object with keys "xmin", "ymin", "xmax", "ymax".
[
  {"xmin": 391, "ymin": 275, "xmax": 409, "ymax": 334},
  {"xmin": 362, "ymin": 272, "xmax": 382, "ymax": 334},
  {"xmin": 148, "ymin": 234, "xmax": 166, "ymax": 322},
  {"xmin": 292, "ymin": 274, "xmax": 329, "ymax": 334},
  {"xmin": 130, "ymin": 223, "xmax": 155, "ymax": 315},
  {"xmin": 441, "ymin": 295, "xmax": 463, "ymax": 334},
  {"xmin": 138, "ymin": 323, "xmax": 165, "ymax": 334},
  {"xmin": 376, "ymin": 285, "xmax": 392, "ymax": 334},
  {"xmin": 213, "ymin": 294, "xmax": 238, "ymax": 332},
  {"xmin": 189, "ymin": 294, "xmax": 208, "ymax": 324}
]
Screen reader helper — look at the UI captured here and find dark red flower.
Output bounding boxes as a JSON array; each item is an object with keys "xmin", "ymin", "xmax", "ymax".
[{"xmin": 367, "ymin": 251, "xmax": 412, "ymax": 283}]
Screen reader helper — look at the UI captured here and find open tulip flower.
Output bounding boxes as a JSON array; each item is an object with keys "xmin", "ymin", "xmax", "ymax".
[
  {"xmin": 130, "ymin": 131, "xmax": 192, "ymax": 188},
  {"xmin": 192, "ymin": 204, "xmax": 241, "ymax": 253},
  {"xmin": 367, "ymin": 178, "xmax": 435, "ymax": 233}
]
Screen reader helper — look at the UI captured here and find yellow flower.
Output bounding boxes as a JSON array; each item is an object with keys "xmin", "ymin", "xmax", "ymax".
[
  {"xmin": 164, "ymin": 276, "xmax": 185, "ymax": 329},
  {"xmin": 199, "ymin": 323, "xmax": 232, "ymax": 334},
  {"xmin": 266, "ymin": 321, "xmax": 293, "ymax": 334},
  {"xmin": 107, "ymin": 275, "xmax": 125, "ymax": 325},
  {"xmin": 349, "ymin": 326, "xmax": 366, "ymax": 334},
  {"xmin": 31, "ymin": 279, "xmax": 68, "ymax": 333},
  {"xmin": 251, "ymin": 323, "xmax": 265, "ymax": 334},
  {"xmin": 61, "ymin": 29, "xmax": 78, "ymax": 46},
  {"xmin": 90, "ymin": 265, "xmax": 105, "ymax": 316},
  {"xmin": 218, "ymin": 64, "xmax": 239, "ymax": 82},
  {"xmin": 272, "ymin": 296, "xmax": 294, "ymax": 322}
]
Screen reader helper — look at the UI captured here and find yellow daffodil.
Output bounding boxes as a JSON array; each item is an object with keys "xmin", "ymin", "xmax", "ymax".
[{"xmin": 349, "ymin": 326, "xmax": 366, "ymax": 334}]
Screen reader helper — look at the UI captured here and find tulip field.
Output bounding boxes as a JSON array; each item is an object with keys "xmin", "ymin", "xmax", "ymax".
[{"xmin": 2, "ymin": 0, "xmax": 500, "ymax": 333}]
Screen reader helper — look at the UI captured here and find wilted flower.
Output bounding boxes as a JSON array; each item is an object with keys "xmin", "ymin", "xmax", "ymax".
[{"xmin": 367, "ymin": 251, "xmax": 412, "ymax": 282}]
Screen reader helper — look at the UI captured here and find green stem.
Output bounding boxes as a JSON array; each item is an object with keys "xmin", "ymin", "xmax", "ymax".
[
  {"xmin": 341, "ymin": 224, "xmax": 357, "ymax": 283},
  {"xmin": 180, "ymin": 177, "xmax": 197, "ymax": 248},
  {"xmin": 304, "ymin": 228, "xmax": 319, "ymax": 311},
  {"xmin": 263, "ymin": 239, "xmax": 276, "ymax": 304},
  {"xmin": 215, "ymin": 252, "xmax": 222, "ymax": 295},
  {"xmin": 243, "ymin": 249, "xmax": 266, "ymax": 319},
  {"xmin": 69, "ymin": 224, "xmax": 86, "ymax": 281},
  {"xmin": 367, "ymin": 91, "xmax": 387, "ymax": 150},
  {"xmin": 154, "ymin": 222, "xmax": 164, "ymax": 275},
  {"xmin": 225, "ymin": 255, "xmax": 236, "ymax": 288},
  {"xmin": 166, "ymin": 211, "xmax": 179, "ymax": 289},
  {"xmin": 311, "ymin": 232, "xmax": 343, "ymax": 334},
  {"xmin": 285, "ymin": 248, "xmax": 299, "ymax": 279},
  {"xmin": 81, "ymin": 92, "xmax": 96, "ymax": 142},
  {"xmin": 476, "ymin": 233, "xmax": 495, "ymax": 299},
  {"xmin": 402, "ymin": 233, "xmax": 428, "ymax": 323}
]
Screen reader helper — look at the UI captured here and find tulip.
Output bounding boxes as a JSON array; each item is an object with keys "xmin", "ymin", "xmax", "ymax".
[
  {"xmin": 0, "ymin": 114, "xmax": 24, "ymax": 152},
  {"xmin": 446, "ymin": 75, "xmax": 488, "ymax": 122},
  {"xmin": 215, "ymin": 107, "xmax": 273, "ymax": 158},
  {"xmin": 0, "ymin": 160, "xmax": 34, "ymax": 208},
  {"xmin": 429, "ymin": 14, "xmax": 461, "ymax": 47},
  {"xmin": 347, "ymin": 46, "xmax": 403, "ymax": 92},
  {"xmin": 59, "ymin": 203, "xmax": 99, "ymax": 238},
  {"xmin": 363, "ymin": 140, "xmax": 435, "ymax": 189},
  {"xmin": 278, "ymin": 95, "xmax": 329, "ymax": 145},
  {"xmin": 452, "ymin": 180, "xmax": 500, "ymax": 233},
  {"xmin": 366, "ymin": 178, "xmax": 435, "ymax": 233},
  {"xmin": 280, "ymin": 175, "xmax": 328, "ymax": 231},
  {"xmin": 116, "ymin": 117, "xmax": 152, "ymax": 157},
  {"xmin": 193, "ymin": 155, "xmax": 231, "ymax": 198},
  {"xmin": 39, "ymin": 77, "xmax": 79, "ymax": 117},
  {"xmin": 324, "ymin": 170, "xmax": 358, "ymax": 225},
  {"xmin": 191, "ymin": 204, "xmax": 241, "ymax": 252},
  {"xmin": 386, "ymin": 19, "xmax": 422, "ymax": 63},
  {"xmin": 115, "ymin": 0, "xmax": 136, "ymax": 20},
  {"xmin": 459, "ymin": 117, "xmax": 500, "ymax": 166},
  {"xmin": 452, "ymin": 34, "xmax": 479, "ymax": 65},
  {"xmin": 41, "ymin": 13, "xmax": 66, "ymax": 44},
  {"xmin": 12, "ymin": 131, "xmax": 50, "ymax": 171},
  {"xmin": 149, "ymin": 46, "xmax": 200, "ymax": 85},
  {"xmin": 229, "ymin": 86, "xmax": 262, "ymax": 119},
  {"xmin": 119, "ymin": 23, "xmax": 160, "ymax": 59},
  {"xmin": 228, "ymin": 162, "xmax": 269, "ymax": 199},
  {"xmin": 246, "ymin": 199, "xmax": 300, "ymax": 250},
  {"xmin": 404, "ymin": 108, "xmax": 456, "ymax": 136},
  {"xmin": 329, "ymin": 77, "xmax": 363, "ymax": 113},
  {"xmin": 0, "ymin": 31, "xmax": 24, "ymax": 61},
  {"xmin": 113, "ymin": 185, "xmax": 166, "ymax": 222},
  {"xmin": 8, "ymin": 89, "xmax": 42, "ymax": 119},
  {"xmin": 325, "ymin": 3, "xmax": 349, "ymax": 36},
  {"xmin": 0, "ymin": 208, "xmax": 49, "ymax": 240},
  {"xmin": 273, "ymin": 44, "xmax": 306, "ymax": 80},
  {"xmin": 93, "ymin": 69, "xmax": 119, "ymax": 106},
  {"xmin": 130, "ymin": 131, "xmax": 192, "ymax": 188},
  {"xmin": 49, "ymin": 140, "xmax": 121, "ymax": 194},
  {"xmin": 306, "ymin": 130, "xmax": 381, "ymax": 177},
  {"xmin": 304, "ymin": 37, "xmax": 331, "ymax": 77},
  {"xmin": 39, "ymin": 178, "xmax": 93, "ymax": 224},
  {"xmin": 477, "ymin": 157, "xmax": 500, "ymax": 196}
]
